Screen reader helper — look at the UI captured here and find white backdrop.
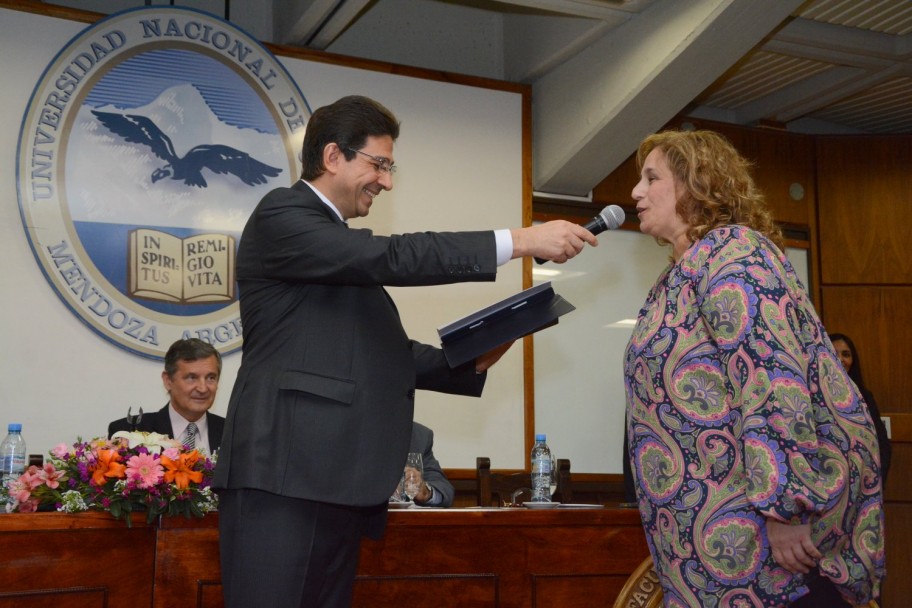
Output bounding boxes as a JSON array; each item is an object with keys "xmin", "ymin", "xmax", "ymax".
[
  {"xmin": 533, "ymin": 232, "xmax": 809, "ymax": 474},
  {"xmin": 0, "ymin": 6, "xmax": 525, "ymax": 468}
]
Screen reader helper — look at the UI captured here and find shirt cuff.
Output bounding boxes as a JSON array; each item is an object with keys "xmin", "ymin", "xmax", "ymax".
[{"xmin": 494, "ymin": 229, "xmax": 512, "ymax": 267}]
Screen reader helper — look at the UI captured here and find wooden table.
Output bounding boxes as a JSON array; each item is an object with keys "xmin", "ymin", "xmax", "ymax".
[
  {"xmin": 0, "ymin": 511, "xmax": 157, "ymax": 608},
  {"xmin": 354, "ymin": 506, "xmax": 650, "ymax": 608},
  {"xmin": 1, "ymin": 505, "xmax": 649, "ymax": 608}
]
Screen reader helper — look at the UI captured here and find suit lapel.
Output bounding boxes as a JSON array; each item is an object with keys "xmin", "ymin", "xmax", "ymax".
[{"xmin": 154, "ymin": 403, "xmax": 175, "ymax": 438}]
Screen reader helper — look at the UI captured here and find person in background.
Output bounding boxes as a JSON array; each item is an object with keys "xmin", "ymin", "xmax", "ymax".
[
  {"xmin": 829, "ymin": 332, "xmax": 892, "ymax": 486},
  {"xmin": 623, "ymin": 129, "xmax": 884, "ymax": 607},
  {"xmin": 108, "ymin": 338, "xmax": 224, "ymax": 455},
  {"xmin": 212, "ymin": 95, "xmax": 597, "ymax": 608},
  {"xmin": 407, "ymin": 422, "xmax": 454, "ymax": 507}
]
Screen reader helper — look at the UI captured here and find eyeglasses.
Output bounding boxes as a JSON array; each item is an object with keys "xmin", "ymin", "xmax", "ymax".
[{"xmin": 347, "ymin": 148, "xmax": 397, "ymax": 175}]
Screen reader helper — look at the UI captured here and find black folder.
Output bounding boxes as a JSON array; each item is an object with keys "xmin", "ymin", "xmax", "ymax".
[{"xmin": 437, "ymin": 281, "xmax": 575, "ymax": 368}]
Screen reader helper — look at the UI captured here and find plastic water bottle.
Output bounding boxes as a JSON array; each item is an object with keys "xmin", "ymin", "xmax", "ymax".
[
  {"xmin": 530, "ymin": 434, "xmax": 552, "ymax": 502},
  {"xmin": 1, "ymin": 423, "xmax": 27, "ymax": 492}
]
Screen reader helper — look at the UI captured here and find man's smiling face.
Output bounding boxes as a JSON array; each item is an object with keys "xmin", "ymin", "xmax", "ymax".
[{"xmin": 334, "ymin": 135, "xmax": 395, "ymax": 220}]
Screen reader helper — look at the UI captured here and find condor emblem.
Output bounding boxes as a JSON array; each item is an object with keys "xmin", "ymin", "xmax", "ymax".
[{"xmin": 17, "ymin": 6, "xmax": 309, "ymax": 359}]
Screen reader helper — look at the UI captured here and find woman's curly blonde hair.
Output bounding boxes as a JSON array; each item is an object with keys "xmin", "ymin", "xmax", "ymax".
[{"xmin": 636, "ymin": 129, "xmax": 784, "ymax": 251}]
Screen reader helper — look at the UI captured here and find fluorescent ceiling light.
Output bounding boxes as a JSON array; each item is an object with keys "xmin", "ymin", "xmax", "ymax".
[
  {"xmin": 605, "ymin": 318, "xmax": 637, "ymax": 328},
  {"xmin": 532, "ymin": 267, "xmax": 563, "ymax": 278}
]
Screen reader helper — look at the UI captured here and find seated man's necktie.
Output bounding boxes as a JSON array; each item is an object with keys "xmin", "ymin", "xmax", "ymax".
[{"xmin": 183, "ymin": 422, "xmax": 198, "ymax": 451}]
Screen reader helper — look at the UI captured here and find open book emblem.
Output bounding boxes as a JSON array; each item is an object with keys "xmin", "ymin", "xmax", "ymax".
[{"xmin": 128, "ymin": 229, "xmax": 236, "ymax": 304}]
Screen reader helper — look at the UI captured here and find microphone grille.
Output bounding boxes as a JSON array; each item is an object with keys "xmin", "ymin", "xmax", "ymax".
[{"xmin": 599, "ymin": 204, "xmax": 625, "ymax": 230}]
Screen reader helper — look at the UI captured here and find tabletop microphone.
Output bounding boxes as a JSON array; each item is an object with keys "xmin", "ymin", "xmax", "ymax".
[{"xmin": 535, "ymin": 204, "xmax": 625, "ymax": 264}]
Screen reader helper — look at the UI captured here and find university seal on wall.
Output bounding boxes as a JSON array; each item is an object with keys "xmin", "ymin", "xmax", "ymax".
[{"xmin": 17, "ymin": 6, "xmax": 309, "ymax": 359}]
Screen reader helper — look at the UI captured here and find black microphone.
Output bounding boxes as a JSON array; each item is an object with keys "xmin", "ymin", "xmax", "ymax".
[{"xmin": 535, "ymin": 204, "xmax": 625, "ymax": 264}]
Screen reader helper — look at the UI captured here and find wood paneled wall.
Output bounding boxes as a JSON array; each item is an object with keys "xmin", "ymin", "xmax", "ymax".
[
  {"xmin": 817, "ymin": 137, "xmax": 912, "ymax": 285},
  {"xmin": 590, "ymin": 117, "xmax": 816, "ymax": 230},
  {"xmin": 819, "ymin": 287, "xmax": 912, "ymax": 424},
  {"xmin": 816, "ymin": 135, "xmax": 912, "ymax": 608},
  {"xmin": 535, "ymin": 120, "xmax": 910, "ymax": 608}
]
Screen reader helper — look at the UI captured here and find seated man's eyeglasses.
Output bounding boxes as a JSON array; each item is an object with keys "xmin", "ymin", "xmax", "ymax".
[{"xmin": 347, "ymin": 148, "xmax": 397, "ymax": 175}]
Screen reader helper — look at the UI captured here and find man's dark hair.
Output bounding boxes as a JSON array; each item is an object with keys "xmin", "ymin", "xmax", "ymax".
[
  {"xmin": 300, "ymin": 95, "xmax": 400, "ymax": 181},
  {"xmin": 163, "ymin": 338, "xmax": 222, "ymax": 378}
]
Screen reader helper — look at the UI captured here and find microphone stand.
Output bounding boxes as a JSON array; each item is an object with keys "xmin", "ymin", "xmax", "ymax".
[{"xmin": 125, "ymin": 407, "xmax": 144, "ymax": 432}]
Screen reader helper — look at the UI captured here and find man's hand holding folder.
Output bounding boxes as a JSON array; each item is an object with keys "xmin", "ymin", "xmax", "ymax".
[
  {"xmin": 475, "ymin": 340, "xmax": 516, "ymax": 373},
  {"xmin": 438, "ymin": 282, "xmax": 575, "ymax": 368}
]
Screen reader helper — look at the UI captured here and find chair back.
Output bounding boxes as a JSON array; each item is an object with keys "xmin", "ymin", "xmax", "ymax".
[
  {"xmin": 476, "ymin": 456, "xmax": 573, "ymax": 506},
  {"xmin": 611, "ymin": 556, "xmax": 663, "ymax": 608},
  {"xmin": 610, "ymin": 558, "xmax": 880, "ymax": 608},
  {"xmin": 553, "ymin": 457, "xmax": 573, "ymax": 503}
]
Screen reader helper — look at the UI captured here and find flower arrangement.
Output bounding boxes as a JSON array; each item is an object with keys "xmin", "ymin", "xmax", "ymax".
[{"xmin": 1, "ymin": 431, "xmax": 217, "ymax": 525}]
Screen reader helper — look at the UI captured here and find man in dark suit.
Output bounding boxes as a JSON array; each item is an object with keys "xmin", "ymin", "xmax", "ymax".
[
  {"xmin": 213, "ymin": 95, "xmax": 596, "ymax": 608},
  {"xmin": 407, "ymin": 421, "xmax": 455, "ymax": 508},
  {"xmin": 108, "ymin": 338, "xmax": 225, "ymax": 455}
]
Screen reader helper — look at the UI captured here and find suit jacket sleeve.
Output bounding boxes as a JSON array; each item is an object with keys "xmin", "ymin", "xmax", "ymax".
[
  {"xmin": 240, "ymin": 185, "xmax": 498, "ymax": 287},
  {"xmin": 412, "ymin": 423, "xmax": 455, "ymax": 507},
  {"xmin": 411, "ymin": 340, "xmax": 486, "ymax": 397}
]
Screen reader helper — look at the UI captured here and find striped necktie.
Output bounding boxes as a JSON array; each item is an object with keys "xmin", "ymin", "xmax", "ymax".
[{"xmin": 183, "ymin": 422, "xmax": 198, "ymax": 451}]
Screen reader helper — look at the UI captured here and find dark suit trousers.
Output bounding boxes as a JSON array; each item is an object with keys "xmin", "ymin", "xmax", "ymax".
[
  {"xmin": 788, "ymin": 568, "xmax": 854, "ymax": 607},
  {"xmin": 219, "ymin": 488, "xmax": 382, "ymax": 608}
]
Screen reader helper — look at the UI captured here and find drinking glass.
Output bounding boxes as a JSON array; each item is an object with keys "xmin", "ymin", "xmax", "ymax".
[
  {"xmin": 403, "ymin": 452, "xmax": 423, "ymax": 501},
  {"xmin": 389, "ymin": 474, "xmax": 407, "ymax": 503}
]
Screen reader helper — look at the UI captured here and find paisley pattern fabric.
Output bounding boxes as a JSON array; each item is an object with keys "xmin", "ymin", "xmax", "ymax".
[{"xmin": 624, "ymin": 226, "xmax": 885, "ymax": 607}]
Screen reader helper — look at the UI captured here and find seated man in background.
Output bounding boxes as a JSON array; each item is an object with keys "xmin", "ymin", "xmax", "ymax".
[
  {"xmin": 410, "ymin": 421, "xmax": 455, "ymax": 507},
  {"xmin": 108, "ymin": 338, "xmax": 225, "ymax": 455}
]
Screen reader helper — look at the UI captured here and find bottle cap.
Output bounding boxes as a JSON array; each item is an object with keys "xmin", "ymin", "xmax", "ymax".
[
  {"xmin": 535, "ymin": 433, "xmax": 546, "ymax": 441},
  {"xmin": 8, "ymin": 423, "xmax": 22, "ymax": 432}
]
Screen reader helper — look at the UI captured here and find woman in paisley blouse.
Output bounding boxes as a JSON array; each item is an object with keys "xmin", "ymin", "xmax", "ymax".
[{"xmin": 624, "ymin": 130, "xmax": 885, "ymax": 607}]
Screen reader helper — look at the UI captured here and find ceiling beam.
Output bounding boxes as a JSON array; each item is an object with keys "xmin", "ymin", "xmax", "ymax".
[
  {"xmin": 492, "ymin": 0, "xmax": 655, "ymax": 21},
  {"xmin": 732, "ymin": 65, "xmax": 868, "ymax": 124},
  {"xmin": 531, "ymin": 0, "xmax": 806, "ymax": 197},
  {"xmin": 308, "ymin": 0, "xmax": 372, "ymax": 48},
  {"xmin": 503, "ymin": 13, "xmax": 620, "ymax": 82},
  {"xmin": 775, "ymin": 16, "xmax": 902, "ymax": 60},
  {"xmin": 756, "ymin": 63, "xmax": 909, "ymax": 123},
  {"xmin": 275, "ymin": 0, "xmax": 349, "ymax": 47}
]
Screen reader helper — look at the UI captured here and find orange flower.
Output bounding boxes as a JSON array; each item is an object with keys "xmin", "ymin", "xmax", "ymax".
[
  {"xmin": 161, "ymin": 451, "xmax": 203, "ymax": 489},
  {"xmin": 90, "ymin": 449, "xmax": 126, "ymax": 486}
]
